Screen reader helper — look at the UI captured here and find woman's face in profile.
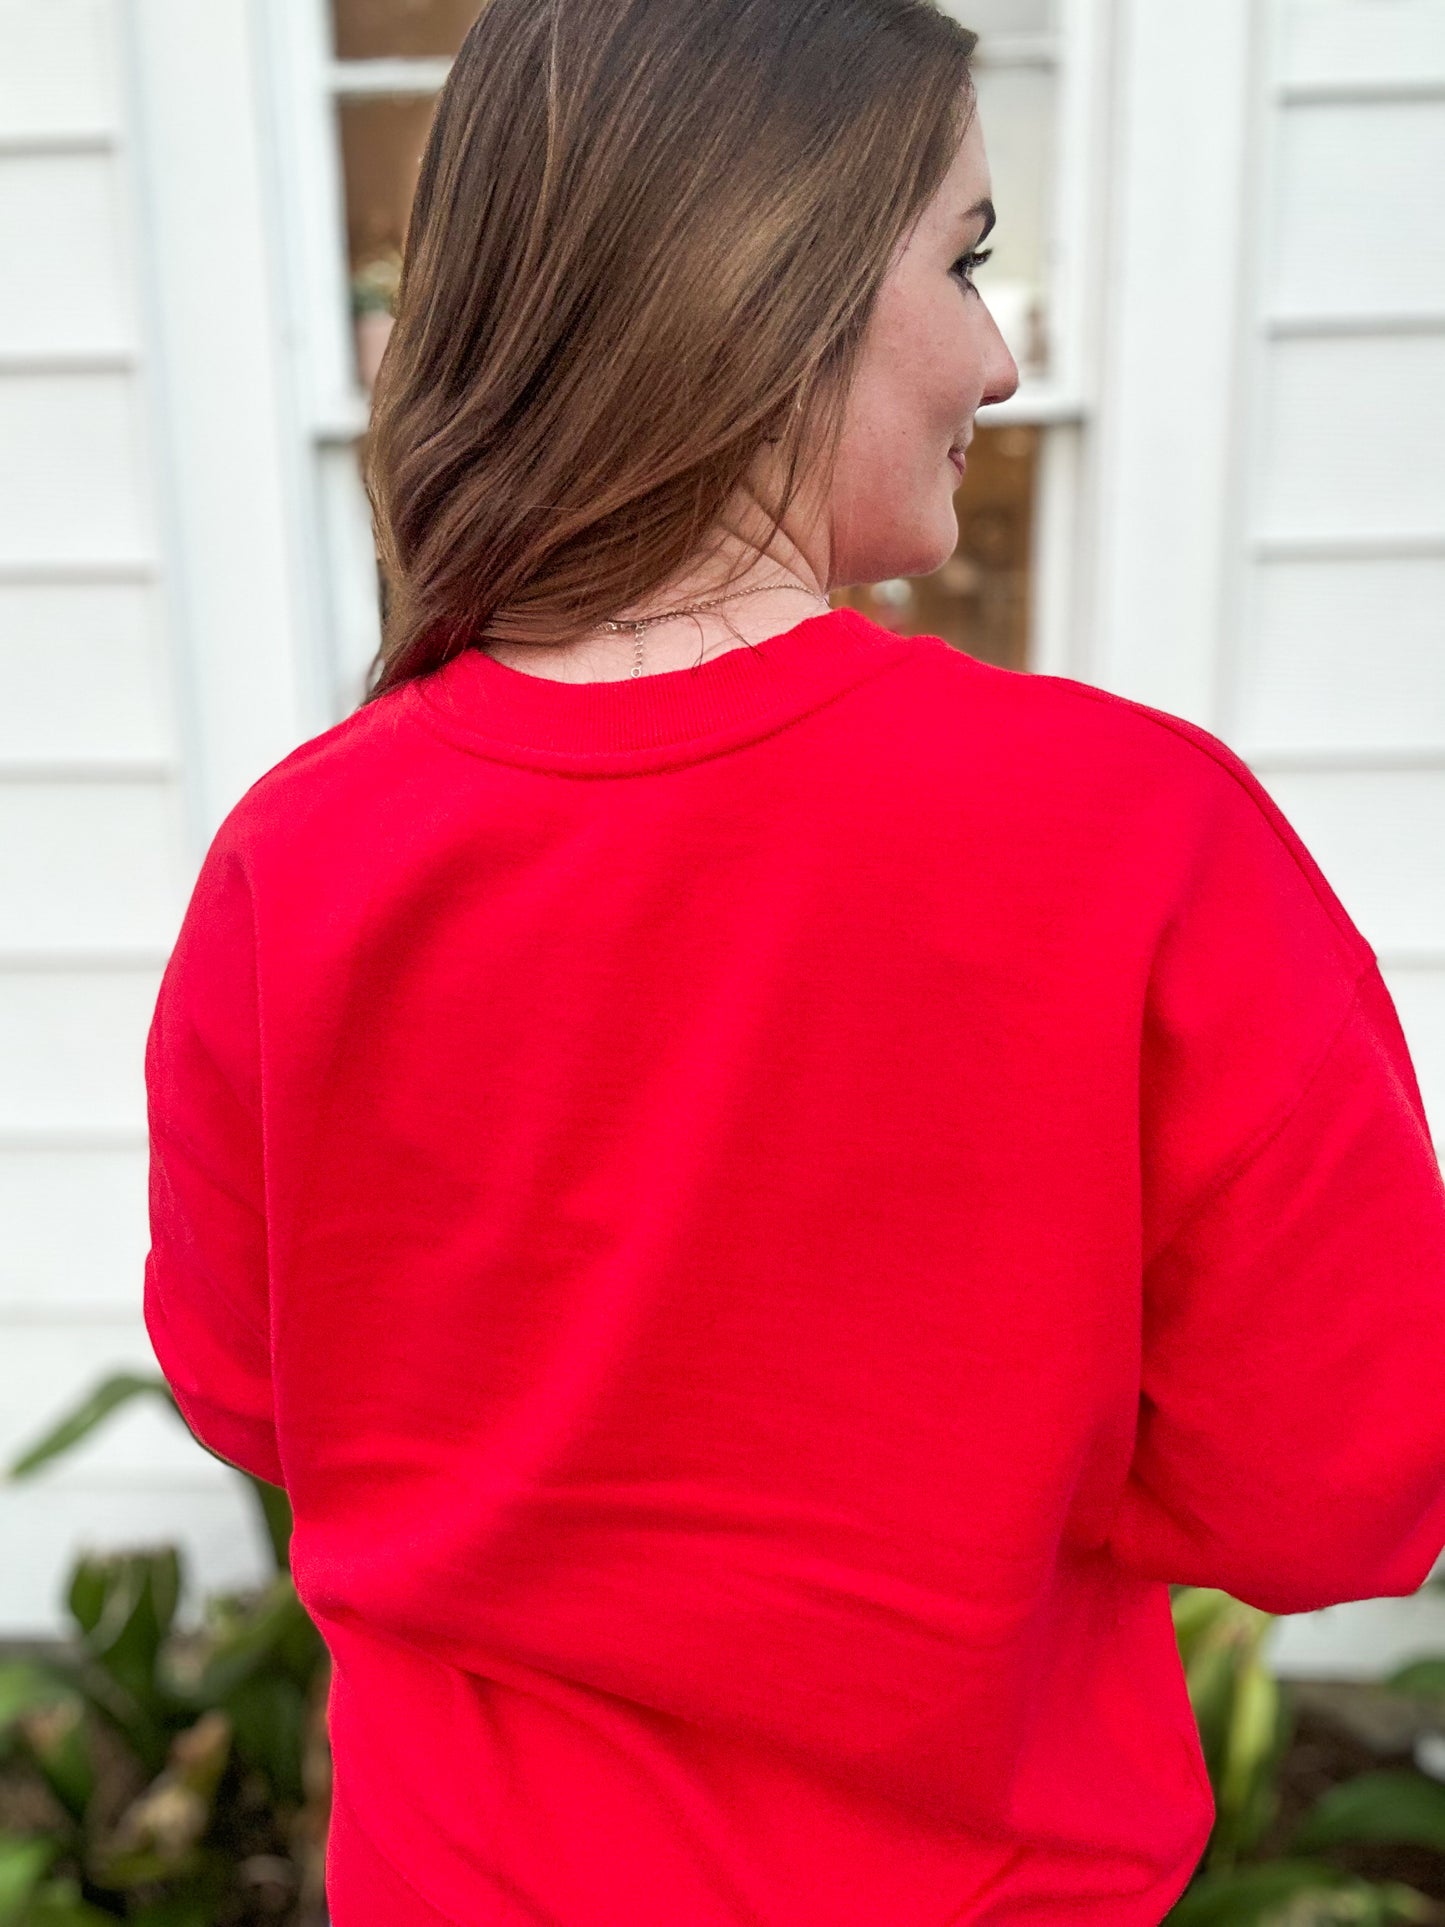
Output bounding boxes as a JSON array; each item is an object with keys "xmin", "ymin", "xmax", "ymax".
[{"xmin": 823, "ymin": 108, "xmax": 1020, "ymax": 589}]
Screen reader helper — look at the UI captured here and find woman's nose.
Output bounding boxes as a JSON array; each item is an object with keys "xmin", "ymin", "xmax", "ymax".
[{"xmin": 981, "ymin": 303, "xmax": 1021, "ymax": 407}]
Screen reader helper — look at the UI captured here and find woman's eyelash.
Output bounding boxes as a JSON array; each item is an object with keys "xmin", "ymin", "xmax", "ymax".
[{"xmin": 951, "ymin": 247, "xmax": 993, "ymax": 288}]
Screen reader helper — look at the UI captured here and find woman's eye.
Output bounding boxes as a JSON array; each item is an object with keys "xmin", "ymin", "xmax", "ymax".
[{"xmin": 950, "ymin": 247, "xmax": 993, "ymax": 291}]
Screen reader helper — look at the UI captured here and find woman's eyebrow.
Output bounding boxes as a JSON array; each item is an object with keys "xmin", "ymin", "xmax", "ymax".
[{"xmin": 963, "ymin": 198, "xmax": 997, "ymax": 243}]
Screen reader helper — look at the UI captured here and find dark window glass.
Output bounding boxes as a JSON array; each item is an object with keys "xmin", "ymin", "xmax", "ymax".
[
  {"xmin": 332, "ymin": 0, "xmax": 477, "ymax": 60},
  {"xmin": 834, "ymin": 426, "xmax": 1039, "ymax": 672}
]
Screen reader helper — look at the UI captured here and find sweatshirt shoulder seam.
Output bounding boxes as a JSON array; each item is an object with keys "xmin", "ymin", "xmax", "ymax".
[{"xmin": 1030, "ymin": 673, "xmax": 1376, "ymax": 966}]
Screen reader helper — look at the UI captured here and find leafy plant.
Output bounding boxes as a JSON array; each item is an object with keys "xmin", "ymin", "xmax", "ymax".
[
  {"xmin": 0, "ymin": 1376, "xmax": 329, "ymax": 1925},
  {"xmin": 349, "ymin": 249, "xmax": 402, "ymax": 318},
  {"xmin": 1166, "ymin": 1586, "xmax": 1445, "ymax": 1924},
  {"xmin": 9, "ymin": 1376, "xmax": 1445, "ymax": 1923}
]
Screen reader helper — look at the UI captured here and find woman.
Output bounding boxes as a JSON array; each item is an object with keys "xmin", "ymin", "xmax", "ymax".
[{"xmin": 143, "ymin": 1, "xmax": 1445, "ymax": 1921}]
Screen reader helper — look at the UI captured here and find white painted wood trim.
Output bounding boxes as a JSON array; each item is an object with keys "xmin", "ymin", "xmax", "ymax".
[
  {"xmin": 0, "ymin": 352, "xmax": 137, "ymax": 376},
  {"xmin": 259, "ymin": 0, "xmax": 383, "ymax": 723},
  {"xmin": 0, "ymin": 759, "xmax": 174, "ymax": 781},
  {"xmin": 118, "ymin": 0, "xmax": 319, "ymax": 856},
  {"xmin": 0, "ymin": 560, "xmax": 157, "ymax": 584},
  {"xmin": 1279, "ymin": 76, "xmax": 1445, "ymax": 104},
  {"xmin": 1265, "ymin": 314, "xmax": 1445, "ymax": 339},
  {"xmin": 0, "ymin": 1128, "xmax": 147, "ymax": 1151},
  {"xmin": 1082, "ymin": 0, "xmax": 1260, "ymax": 725},
  {"xmin": 1245, "ymin": 749, "xmax": 1445, "ymax": 774},
  {"xmin": 972, "ymin": 34, "xmax": 1059, "ymax": 69},
  {"xmin": 0, "ymin": 1308, "xmax": 165, "ymax": 1328},
  {"xmin": 0, "ymin": 949, "xmax": 171, "ymax": 971},
  {"xmin": 327, "ymin": 56, "xmax": 453, "ymax": 96},
  {"xmin": 1051, "ymin": 0, "xmax": 1114, "ymax": 411},
  {"xmin": 1212, "ymin": 0, "xmax": 1281, "ymax": 750},
  {"xmin": 312, "ymin": 396, "xmax": 372, "ymax": 444},
  {"xmin": 0, "ymin": 132, "xmax": 116, "ymax": 158},
  {"xmin": 1253, "ymin": 533, "xmax": 1445, "ymax": 561},
  {"xmin": 1029, "ymin": 422, "xmax": 1083, "ymax": 679},
  {"xmin": 997, "ymin": 0, "xmax": 1114, "ymax": 678}
]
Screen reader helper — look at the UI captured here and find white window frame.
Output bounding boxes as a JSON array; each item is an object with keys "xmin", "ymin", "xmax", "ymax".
[
  {"xmin": 258, "ymin": 0, "xmax": 1115, "ymax": 717},
  {"xmin": 954, "ymin": 0, "xmax": 1117, "ymax": 680}
]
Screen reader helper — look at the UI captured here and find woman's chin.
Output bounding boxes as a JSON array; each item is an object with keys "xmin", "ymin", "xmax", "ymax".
[
  {"xmin": 908, "ymin": 517, "xmax": 961, "ymax": 582},
  {"xmin": 835, "ymin": 503, "xmax": 959, "ymax": 592}
]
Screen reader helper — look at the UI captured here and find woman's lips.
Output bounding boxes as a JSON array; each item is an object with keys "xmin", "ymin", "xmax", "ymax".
[{"xmin": 947, "ymin": 447, "xmax": 967, "ymax": 480}]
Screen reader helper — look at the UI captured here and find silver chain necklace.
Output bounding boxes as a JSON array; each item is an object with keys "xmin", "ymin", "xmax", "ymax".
[{"xmin": 600, "ymin": 580, "xmax": 831, "ymax": 677}]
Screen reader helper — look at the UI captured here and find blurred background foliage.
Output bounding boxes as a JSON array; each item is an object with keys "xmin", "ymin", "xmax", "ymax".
[{"xmin": 6, "ymin": 1374, "xmax": 1445, "ymax": 1923}]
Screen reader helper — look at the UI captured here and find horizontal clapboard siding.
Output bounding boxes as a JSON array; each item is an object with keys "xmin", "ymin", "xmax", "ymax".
[
  {"xmin": 1250, "ymin": 335, "xmax": 1445, "ymax": 540},
  {"xmin": 0, "ymin": 0, "xmax": 121, "ymax": 141},
  {"xmin": 1239, "ymin": 0, "xmax": 1445, "ymax": 1672},
  {"xmin": 0, "ymin": 0, "xmax": 271, "ymax": 1636},
  {"xmin": 0, "ymin": 583, "xmax": 175, "ymax": 761},
  {"xmin": 1237, "ymin": 557, "xmax": 1445, "ymax": 752},
  {"xmin": 0, "ymin": 1145, "xmax": 151, "ymax": 1316}
]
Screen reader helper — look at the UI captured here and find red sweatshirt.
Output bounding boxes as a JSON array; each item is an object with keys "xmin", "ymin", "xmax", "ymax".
[{"xmin": 144, "ymin": 607, "xmax": 1445, "ymax": 1925}]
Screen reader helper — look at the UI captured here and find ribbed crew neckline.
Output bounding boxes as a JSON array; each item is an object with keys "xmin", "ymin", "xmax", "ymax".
[{"xmin": 405, "ymin": 605, "xmax": 934, "ymax": 774}]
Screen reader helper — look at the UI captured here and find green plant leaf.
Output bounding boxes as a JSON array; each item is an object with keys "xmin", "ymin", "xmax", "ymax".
[
  {"xmin": 1372, "ymin": 1885, "xmax": 1440, "ymax": 1925},
  {"xmin": 0, "ymin": 1662, "xmax": 76, "ymax": 1742},
  {"xmin": 28, "ymin": 1642, "xmax": 166, "ymax": 1780},
  {"xmin": 156, "ymin": 1577, "xmax": 325, "ymax": 1804},
  {"xmin": 1261, "ymin": 1883, "xmax": 1441, "ymax": 1925},
  {"xmin": 1173, "ymin": 1588, "xmax": 1238, "ymax": 1668},
  {"xmin": 246, "ymin": 1476, "xmax": 293, "ymax": 1575},
  {"xmin": 1213, "ymin": 1652, "xmax": 1287, "ymax": 1860},
  {"xmin": 126, "ymin": 1897, "xmax": 222, "ymax": 1927},
  {"xmin": 13, "ymin": 1875, "xmax": 118, "ymax": 1926},
  {"xmin": 79, "ymin": 1550, "xmax": 180, "ymax": 1712},
  {"xmin": 4, "ymin": 1368, "xmax": 291, "ymax": 1583},
  {"xmin": 65, "ymin": 1562, "xmax": 108, "ymax": 1643},
  {"xmin": 1186, "ymin": 1629, "xmax": 1242, "ymax": 1784},
  {"xmin": 2, "ymin": 1376, "xmax": 178, "ymax": 1482},
  {"xmin": 51, "ymin": 1551, "xmax": 182, "ymax": 1774},
  {"xmin": 15, "ymin": 1694, "xmax": 95, "ymax": 1823},
  {"xmin": 220, "ymin": 1674, "xmax": 307, "ymax": 1807},
  {"xmin": 1223, "ymin": 1655, "xmax": 1280, "ymax": 1806},
  {"xmin": 119, "ymin": 1853, "xmax": 235, "ymax": 1925},
  {"xmin": 164, "ymin": 1576, "xmax": 310, "ymax": 1708},
  {"xmin": 87, "ymin": 1710, "xmax": 231, "ymax": 1892},
  {"xmin": 1385, "ymin": 1659, "xmax": 1445, "ymax": 1698},
  {"xmin": 0, "ymin": 1834, "xmax": 60, "ymax": 1924},
  {"xmin": 1167, "ymin": 1858, "xmax": 1404, "ymax": 1925},
  {"xmin": 1290, "ymin": 1769, "xmax": 1445, "ymax": 1854}
]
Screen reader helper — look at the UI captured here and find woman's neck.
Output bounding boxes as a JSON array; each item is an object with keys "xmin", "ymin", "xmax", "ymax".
[{"xmin": 481, "ymin": 518, "xmax": 832, "ymax": 684}]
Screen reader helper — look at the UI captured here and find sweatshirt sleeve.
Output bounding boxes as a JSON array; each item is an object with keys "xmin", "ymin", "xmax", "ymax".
[
  {"xmin": 143, "ymin": 833, "xmax": 285, "ymax": 1491},
  {"xmin": 1104, "ymin": 729, "xmax": 1445, "ymax": 1616}
]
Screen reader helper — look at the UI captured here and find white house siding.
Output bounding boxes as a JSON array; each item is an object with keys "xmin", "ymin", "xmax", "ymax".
[
  {"xmin": 0, "ymin": 0, "xmax": 312, "ymax": 1636},
  {"xmin": 3, "ymin": 0, "xmax": 1444, "ymax": 1679},
  {"xmin": 1087, "ymin": 0, "xmax": 1445, "ymax": 1675},
  {"xmin": 1238, "ymin": 0, "xmax": 1445, "ymax": 1675},
  {"xmin": 1234, "ymin": 0, "xmax": 1445, "ymax": 1117}
]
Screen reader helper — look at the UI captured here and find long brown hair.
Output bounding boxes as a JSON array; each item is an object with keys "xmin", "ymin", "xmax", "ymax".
[{"xmin": 359, "ymin": 0, "xmax": 978, "ymax": 706}]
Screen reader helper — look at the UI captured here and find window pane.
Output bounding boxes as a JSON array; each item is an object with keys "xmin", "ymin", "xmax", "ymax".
[
  {"xmin": 833, "ymin": 426, "xmax": 1040, "ymax": 672},
  {"xmin": 328, "ymin": 14, "xmax": 1045, "ymax": 670},
  {"xmin": 339, "ymin": 95, "xmax": 438, "ymax": 387},
  {"xmin": 339, "ymin": 95, "xmax": 434, "ymax": 265},
  {"xmin": 332, "ymin": 0, "xmax": 476, "ymax": 60}
]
